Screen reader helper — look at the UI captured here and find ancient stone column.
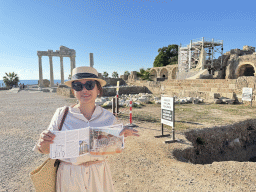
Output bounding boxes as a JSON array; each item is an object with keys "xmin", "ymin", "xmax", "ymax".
[
  {"xmin": 73, "ymin": 56, "xmax": 76, "ymax": 69},
  {"xmin": 70, "ymin": 56, "xmax": 76, "ymax": 75},
  {"xmin": 49, "ymin": 56, "xmax": 54, "ymax": 87},
  {"xmin": 90, "ymin": 53, "xmax": 94, "ymax": 68},
  {"xmin": 38, "ymin": 56, "xmax": 43, "ymax": 87},
  {"xmin": 60, "ymin": 56, "xmax": 64, "ymax": 84},
  {"xmin": 70, "ymin": 57, "xmax": 73, "ymax": 76}
]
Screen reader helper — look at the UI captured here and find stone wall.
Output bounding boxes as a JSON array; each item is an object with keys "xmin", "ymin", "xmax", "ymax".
[
  {"xmin": 57, "ymin": 87, "xmax": 74, "ymax": 98},
  {"xmin": 57, "ymin": 86, "xmax": 149, "ymax": 97},
  {"xmin": 0, "ymin": 87, "xmax": 9, "ymax": 91},
  {"xmin": 102, "ymin": 78, "xmax": 126, "ymax": 87},
  {"xmin": 103, "ymin": 86, "xmax": 149, "ymax": 96},
  {"xmin": 127, "ymin": 76, "xmax": 256, "ymax": 103}
]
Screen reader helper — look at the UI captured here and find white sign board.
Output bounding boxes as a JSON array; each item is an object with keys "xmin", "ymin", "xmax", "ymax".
[
  {"xmin": 161, "ymin": 96, "xmax": 174, "ymax": 127},
  {"xmin": 242, "ymin": 87, "xmax": 253, "ymax": 101}
]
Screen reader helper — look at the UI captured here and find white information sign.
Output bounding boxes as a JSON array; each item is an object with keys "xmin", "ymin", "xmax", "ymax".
[
  {"xmin": 242, "ymin": 87, "xmax": 253, "ymax": 101},
  {"xmin": 161, "ymin": 96, "xmax": 174, "ymax": 127}
]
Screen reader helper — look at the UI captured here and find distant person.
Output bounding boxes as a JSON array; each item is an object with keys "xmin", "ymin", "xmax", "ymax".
[
  {"xmin": 33, "ymin": 66, "xmax": 139, "ymax": 192},
  {"xmin": 56, "ymin": 82, "xmax": 59, "ymax": 87},
  {"xmin": 22, "ymin": 83, "xmax": 25, "ymax": 89}
]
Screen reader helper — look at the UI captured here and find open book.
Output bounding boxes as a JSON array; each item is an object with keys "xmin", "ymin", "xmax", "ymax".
[{"xmin": 50, "ymin": 124, "xmax": 124, "ymax": 159}]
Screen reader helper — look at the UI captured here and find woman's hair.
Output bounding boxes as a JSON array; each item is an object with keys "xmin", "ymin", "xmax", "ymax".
[
  {"xmin": 70, "ymin": 80, "xmax": 103, "ymax": 97},
  {"xmin": 95, "ymin": 80, "xmax": 103, "ymax": 97}
]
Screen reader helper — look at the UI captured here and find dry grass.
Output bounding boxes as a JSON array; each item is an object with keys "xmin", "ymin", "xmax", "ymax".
[{"xmin": 117, "ymin": 102, "xmax": 256, "ymax": 131}]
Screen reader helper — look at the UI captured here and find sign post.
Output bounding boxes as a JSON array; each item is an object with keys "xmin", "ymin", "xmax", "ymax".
[
  {"xmin": 154, "ymin": 96, "xmax": 172, "ymax": 138},
  {"xmin": 242, "ymin": 87, "xmax": 253, "ymax": 107},
  {"xmin": 116, "ymin": 81, "xmax": 119, "ymax": 115}
]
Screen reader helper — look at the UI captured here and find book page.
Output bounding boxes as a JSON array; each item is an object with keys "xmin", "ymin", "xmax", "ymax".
[
  {"xmin": 50, "ymin": 124, "xmax": 124, "ymax": 159},
  {"xmin": 89, "ymin": 124, "xmax": 124, "ymax": 155},
  {"xmin": 50, "ymin": 127, "xmax": 90, "ymax": 159}
]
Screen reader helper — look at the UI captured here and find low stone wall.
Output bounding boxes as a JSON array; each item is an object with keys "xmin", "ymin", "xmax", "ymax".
[
  {"xmin": 127, "ymin": 76, "xmax": 256, "ymax": 103},
  {"xmin": 103, "ymin": 86, "xmax": 149, "ymax": 96},
  {"xmin": 57, "ymin": 87, "xmax": 74, "ymax": 98},
  {"xmin": 57, "ymin": 86, "xmax": 149, "ymax": 98},
  {"xmin": 103, "ymin": 78, "xmax": 126, "ymax": 87},
  {"xmin": 173, "ymin": 119, "xmax": 256, "ymax": 164},
  {"xmin": 0, "ymin": 87, "xmax": 9, "ymax": 91}
]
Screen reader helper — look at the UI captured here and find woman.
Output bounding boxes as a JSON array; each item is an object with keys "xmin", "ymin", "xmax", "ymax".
[{"xmin": 34, "ymin": 66, "xmax": 139, "ymax": 192}]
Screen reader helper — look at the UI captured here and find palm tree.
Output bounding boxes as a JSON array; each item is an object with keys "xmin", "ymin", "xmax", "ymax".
[
  {"xmin": 103, "ymin": 71, "xmax": 109, "ymax": 78},
  {"xmin": 3, "ymin": 72, "xmax": 20, "ymax": 88},
  {"xmin": 112, "ymin": 71, "xmax": 119, "ymax": 78}
]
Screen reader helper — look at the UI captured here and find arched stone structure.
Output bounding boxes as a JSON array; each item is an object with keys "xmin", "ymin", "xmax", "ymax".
[
  {"xmin": 150, "ymin": 69, "xmax": 157, "ymax": 81},
  {"xmin": 160, "ymin": 68, "xmax": 168, "ymax": 79},
  {"xmin": 171, "ymin": 66, "xmax": 178, "ymax": 79},
  {"xmin": 150, "ymin": 64, "xmax": 178, "ymax": 81},
  {"xmin": 236, "ymin": 62, "xmax": 256, "ymax": 77},
  {"xmin": 37, "ymin": 46, "xmax": 76, "ymax": 87}
]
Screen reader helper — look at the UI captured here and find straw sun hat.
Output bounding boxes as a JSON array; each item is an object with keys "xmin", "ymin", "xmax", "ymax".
[{"xmin": 65, "ymin": 66, "xmax": 106, "ymax": 87}]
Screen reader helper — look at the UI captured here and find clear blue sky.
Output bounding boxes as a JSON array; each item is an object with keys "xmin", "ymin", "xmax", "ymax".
[{"xmin": 1, "ymin": 0, "xmax": 256, "ymax": 80}]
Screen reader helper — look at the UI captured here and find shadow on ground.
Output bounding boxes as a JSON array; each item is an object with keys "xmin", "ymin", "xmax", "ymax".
[{"xmin": 172, "ymin": 119, "xmax": 256, "ymax": 164}]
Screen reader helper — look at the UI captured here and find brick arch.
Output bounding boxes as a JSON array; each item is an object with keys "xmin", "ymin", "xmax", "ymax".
[{"xmin": 236, "ymin": 62, "xmax": 256, "ymax": 77}]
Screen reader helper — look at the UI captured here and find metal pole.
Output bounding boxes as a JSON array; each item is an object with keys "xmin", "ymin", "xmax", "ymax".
[
  {"xmin": 211, "ymin": 38, "xmax": 214, "ymax": 72},
  {"xmin": 221, "ymin": 40, "xmax": 224, "ymax": 69},
  {"xmin": 172, "ymin": 97, "xmax": 175, "ymax": 141},
  {"xmin": 202, "ymin": 37, "xmax": 204, "ymax": 70},
  {"xmin": 165, "ymin": 97, "xmax": 178, "ymax": 143},
  {"xmin": 112, "ymin": 97, "xmax": 116, "ymax": 115},
  {"xmin": 116, "ymin": 94, "xmax": 119, "ymax": 116}
]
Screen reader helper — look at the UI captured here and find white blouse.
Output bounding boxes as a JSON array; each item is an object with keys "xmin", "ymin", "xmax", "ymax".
[{"xmin": 35, "ymin": 105, "xmax": 116, "ymax": 165}]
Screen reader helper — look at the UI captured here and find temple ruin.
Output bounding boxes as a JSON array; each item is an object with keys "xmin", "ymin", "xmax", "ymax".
[{"xmin": 37, "ymin": 46, "xmax": 76, "ymax": 87}]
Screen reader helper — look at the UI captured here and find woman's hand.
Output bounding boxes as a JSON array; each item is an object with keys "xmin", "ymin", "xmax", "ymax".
[
  {"xmin": 119, "ymin": 126, "xmax": 139, "ymax": 137},
  {"xmin": 37, "ymin": 130, "xmax": 55, "ymax": 154}
]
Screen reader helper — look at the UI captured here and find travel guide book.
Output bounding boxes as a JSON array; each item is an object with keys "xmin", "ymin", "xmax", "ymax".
[{"xmin": 50, "ymin": 124, "xmax": 124, "ymax": 159}]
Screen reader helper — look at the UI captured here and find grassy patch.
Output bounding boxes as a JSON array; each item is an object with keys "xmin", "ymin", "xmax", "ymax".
[{"xmin": 118, "ymin": 112, "xmax": 159, "ymax": 122}]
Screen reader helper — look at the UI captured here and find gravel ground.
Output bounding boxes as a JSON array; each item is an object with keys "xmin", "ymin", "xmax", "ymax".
[{"xmin": 1, "ymin": 90, "xmax": 256, "ymax": 192}]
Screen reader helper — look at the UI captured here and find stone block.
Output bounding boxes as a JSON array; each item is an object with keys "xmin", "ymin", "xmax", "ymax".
[
  {"xmin": 42, "ymin": 88, "xmax": 50, "ymax": 92},
  {"xmin": 229, "ymin": 84, "xmax": 236, "ymax": 89},
  {"xmin": 103, "ymin": 101, "xmax": 112, "ymax": 107},
  {"xmin": 211, "ymin": 88, "xmax": 219, "ymax": 93},
  {"xmin": 209, "ymin": 92, "xmax": 220, "ymax": 99},
  {"xmin": 50, "ymin": 88, "xmax": 57, "ymax": 93},
  {"xmin": 198, "ymin": 87, "xmax": 211, "ymax": 92},
  {"xmin": 214, "ymin": 99, "xmax": 222, "ymax": 104}
]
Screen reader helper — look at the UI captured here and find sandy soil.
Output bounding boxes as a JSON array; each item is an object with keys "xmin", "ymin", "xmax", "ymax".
[
  {"xmin": 107, "ymin": 119, "xmax": 256, "ymax": 192},
  {"xmin": 1, "ymin": 90, "xmax": 256, "ymax": 192}
]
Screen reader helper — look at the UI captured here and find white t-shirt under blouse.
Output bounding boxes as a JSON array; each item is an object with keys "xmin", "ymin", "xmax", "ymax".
[{"xmin": 46, "ymin": 105, "xmax": 116, "ymax": 165}]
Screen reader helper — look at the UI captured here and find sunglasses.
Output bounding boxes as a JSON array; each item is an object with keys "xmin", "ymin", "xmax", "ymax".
[{"xmin": 72, "ymin": 81, "xmax": 96, "ymax": 91}]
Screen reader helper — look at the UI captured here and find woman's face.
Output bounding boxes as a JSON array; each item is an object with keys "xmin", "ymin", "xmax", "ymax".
[{"xmin": 73, "ymin": 79, "xmax": 99, "ymax": 105}]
